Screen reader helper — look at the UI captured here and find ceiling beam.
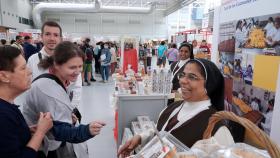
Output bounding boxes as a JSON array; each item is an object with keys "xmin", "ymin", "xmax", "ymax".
[
  {"xmin": 103, "ymin": 0, "xmax": 115, "ymax": 6},
  {"xmin": 117, "ymin": 0, "xmax": 128, "ymax": 6},
  {"xmin": 164, "ymin": 0, "xmax": 196, "ymax": 16}
]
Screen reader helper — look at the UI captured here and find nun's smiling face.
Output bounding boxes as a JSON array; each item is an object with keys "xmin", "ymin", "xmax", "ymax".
[
  {"xmin": 179, "ymin": 46, "xmax": 191, "ymax": 60},
  {"xmin": 179, "ymin": 63, "xmax": 209, "ymax": 102}
]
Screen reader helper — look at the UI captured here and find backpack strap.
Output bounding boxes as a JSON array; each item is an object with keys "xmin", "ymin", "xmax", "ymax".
[
  {"xmin": 38, "ymin": 52, "xmax": 43, "ymax": 61},
  {"xmin": 33, "ymin": 73, "xmax": 67, "ymax": 93}
]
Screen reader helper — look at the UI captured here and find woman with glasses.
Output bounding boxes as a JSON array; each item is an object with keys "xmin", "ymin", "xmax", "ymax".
[
  {"xmin": 168, "ymin": 43, "xmax": 194, "ymax": 104},
  {"xmin": 118, "ymin": 58, "xmax": 225, "ymax": 157}
]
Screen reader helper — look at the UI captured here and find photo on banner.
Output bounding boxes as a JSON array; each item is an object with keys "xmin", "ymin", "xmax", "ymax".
[
  {"xmin": 234, "ymin": 13, "xmax": 280, "ymax": 56},
  {"xmin": 219, "ymin": 52, "xmax": 234, "ymax": 78},
  {"xmin": 217, "ymin": 21, "xmax": 236, "ymax": 78},
  {"xmin": 231, "ymin": 80, "xmax": 275, "ymax": 135}
]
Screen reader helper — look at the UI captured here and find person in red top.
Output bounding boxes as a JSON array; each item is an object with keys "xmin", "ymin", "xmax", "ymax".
[{"xmin": 199, "ymin": 40, "xmax": 210, "ymax": 54}]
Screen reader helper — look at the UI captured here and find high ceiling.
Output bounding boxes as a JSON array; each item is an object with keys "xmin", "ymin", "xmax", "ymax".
[{"xmin": 30, "ymin": 0, "xmax": 181, "ymax": 9}]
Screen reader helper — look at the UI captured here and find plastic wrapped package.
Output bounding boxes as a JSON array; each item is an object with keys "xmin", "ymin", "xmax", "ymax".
[
  {"xmin": 137, "ymin": 116, "xmax": 151, "ymax": 123},
  {"xmin": 209, "ymin": 143, "xmax": 270, "ymax": 158},
  {"xmin": 152, "ymin": 69, "xmax": 158, "ymax": 93},
  {"xmin": 137, "ymin": 116, "xmax": 154, "ymax": 133},
  {"xmin": 176, "ymin": 151, "xmax": 198, "ymax": 158},
  {"xmin": 176, "ymin": 137, "xmax": 224, "ymax": 158},
  {"xmin": 158, "ymin": 69, "xmax": 165, "ymax": 94},
  {"xmin": 164, "ymin": 70, "xmax": 172, "ymax": 95},
  {"xmin": 191, "ymin": 137, "xmax": 224, "ymax": 155},
  {"xmin": 121, "ymin": 128, "xmax": 134, "ymax": 146},
  {"xmin": 133, "ymin": 131, "xmax": 189, "ymax": 158},
  {"xmin": 131, "ymin": 121, "xmax": 143, "ymax": 135},
  {"xmin": 139, "ymin": 121, "xmax": 155, "ymax": 133}
]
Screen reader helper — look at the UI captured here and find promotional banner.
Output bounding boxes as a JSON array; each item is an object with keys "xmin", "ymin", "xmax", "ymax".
[
  {"xmin": 220, "ymin": 0, "xmax": 280, "ymax": 23},
  {"xmin": 217, "ymin": 11, "xmax": 280, "ymax": 135}
]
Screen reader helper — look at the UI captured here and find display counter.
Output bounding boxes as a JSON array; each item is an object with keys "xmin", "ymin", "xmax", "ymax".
[
  {"xmin": 112, "ymin": 73, "xmax": 169, "ymax": 147},
  {"xmin": 115, "ymin": 93, "xmax": 168, "ymax": 147}
]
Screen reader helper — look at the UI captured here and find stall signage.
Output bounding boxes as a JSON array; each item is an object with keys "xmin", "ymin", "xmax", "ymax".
[{"xmin": 222, "ymin": 0, "xmax": 259, "ymax": 11}]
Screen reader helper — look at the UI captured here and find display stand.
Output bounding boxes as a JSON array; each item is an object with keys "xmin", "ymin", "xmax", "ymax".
[
  {"xmin": 123, "ymin": 49, "xmax": 138, "ymax": 73},
  {"xmin": 115, "ymin": 94, "xmax": 168, "ymax": 147},
  {"xmin": 120, "ymin": 36, "xmax": 139, "ymax": 73}
]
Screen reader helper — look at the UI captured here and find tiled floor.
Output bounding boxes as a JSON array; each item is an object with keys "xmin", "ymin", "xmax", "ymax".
[{"xmin": 79, "ymin": 76, "xmax": 117, "ymax": 158}]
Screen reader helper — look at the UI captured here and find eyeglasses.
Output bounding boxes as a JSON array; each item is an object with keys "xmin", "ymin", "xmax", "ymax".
[{"xmin": 177, "ymin": 72, "xmax": 204, "ymax": 81}]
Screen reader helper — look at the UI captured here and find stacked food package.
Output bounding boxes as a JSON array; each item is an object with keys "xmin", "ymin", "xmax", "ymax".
[
  {"xmin": 121, "ymin": 115, "xmax": 156, "ymax": 155},
  {"xmin": 131, "ymin": 121, "xmax": 143, "ymax": 135},
  {"xmin": 137, "ymin": 116, "xmax": 154, "ymax": 132},
  {"xmin": 134, "ymin": 131, "xmax": 189, "ymax": 158},
  {"xmin": 121, "ymin": 128, "xmax": 134, "ymax": 154}
]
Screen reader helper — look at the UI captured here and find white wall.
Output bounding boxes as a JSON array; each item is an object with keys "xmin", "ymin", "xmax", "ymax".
[
  {"xmin": 0, "ymin": 0, "xmax": 33, "ymax": 30},
  {"xmin": 43, "ymin": 10, "xmax": 168, "ymax": 40}
]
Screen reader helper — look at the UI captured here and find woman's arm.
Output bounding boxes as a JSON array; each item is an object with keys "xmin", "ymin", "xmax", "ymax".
[
  {"xmin": 0, "ymin": 112, "xmax": 52, "ymax": 158},
  {"xmin": 52, "ymin": 120, "xmax": 106, "ymax": 143}
]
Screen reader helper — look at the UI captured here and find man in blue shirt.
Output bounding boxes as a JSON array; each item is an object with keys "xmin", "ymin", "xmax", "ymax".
[
  {"xmin": 23, "ymin": 36, "xmax": 41, "ymax": 61},
  {"xmin": 157, "ymin": 41, "xmax": 167, "ymax": 68}
]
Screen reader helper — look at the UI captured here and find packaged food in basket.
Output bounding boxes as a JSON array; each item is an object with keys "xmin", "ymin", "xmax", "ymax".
[
  {"xmin": 176, "ymin": 151, "xmax": 198, "ymax": 158},
  {"xmin": 209, "ymin": 143, "xmax": 270, "ymax": 158},
  {"xmin": 191, "ymin": 137, "xmax": 224, "ymax": 156},
  {"xmin": 134, "ymin": 131, "xmax": 189, "ymax": 158}
]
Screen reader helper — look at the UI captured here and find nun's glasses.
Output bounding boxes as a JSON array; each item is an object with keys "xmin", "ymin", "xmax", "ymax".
[{"xmin": 177, "ymin": 72, "xmax": 204, "ymax": 81}]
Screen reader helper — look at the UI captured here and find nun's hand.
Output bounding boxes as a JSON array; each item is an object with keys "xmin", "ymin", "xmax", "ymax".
[
  {"xmin": 89, "ymin": 121, "xmax": 106, "ymax": 136},
  {"xmin": 117, "ymin": 135, "xmax": 141, "ymax": 157}
]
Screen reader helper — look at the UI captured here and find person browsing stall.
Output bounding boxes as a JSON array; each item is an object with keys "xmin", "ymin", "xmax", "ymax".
[
  {"xmin": 167, "ymin": 43, "xmax": 179, "ymax": 65},
  {"xmin": 0, "ymin": 46, "xmax": 53, "ymax": 158},
  {"xmin": 118, "ymin": 58, "xmax": 226, "ymax": 157},
  {"xmin": 157, "ymin": 41, "xmax": 167, "ymax": 68},
  {"xmin": 27, "ymin": 21, "xmax": 83, "ymax": 109},
  {"xmin": 22, "ymin": 41, "xmax": 106, "ymax": 158}
]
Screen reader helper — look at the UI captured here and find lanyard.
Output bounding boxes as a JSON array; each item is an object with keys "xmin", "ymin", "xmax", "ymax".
[{"xmin": 171, "ymin": 61, "xmax": 185, "ymax": 81}]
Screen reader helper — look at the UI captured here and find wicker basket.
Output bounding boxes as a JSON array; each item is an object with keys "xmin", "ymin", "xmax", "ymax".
[{"xmin": 203, "ymin": 111, "xmax": 280, "ymax": 158}]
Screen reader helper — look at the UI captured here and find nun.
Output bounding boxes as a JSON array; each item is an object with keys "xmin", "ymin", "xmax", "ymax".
[
  {"xmin": 168, "ymin": 43, "xmax": 194, "ymax": 104},
  {"xmin": 118, "ymin": 58, "xmax": 227, "ymax": 157},
  {"xmin": 170, "ymin": 43, "xmax": 194, "ymax": 92}
]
